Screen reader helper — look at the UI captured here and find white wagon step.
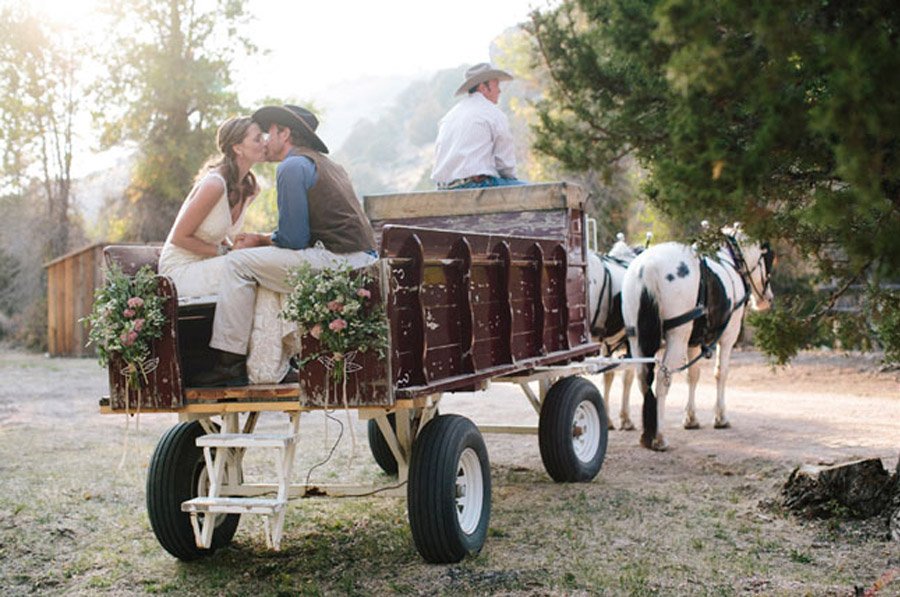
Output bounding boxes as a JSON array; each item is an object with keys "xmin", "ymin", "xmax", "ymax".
[
  {"xmin": 195, "ymin": 432, "xmax": 298, "ymax": 449},
  {"xmin": 186, "ymin": 414, "xmax": 301, "ymax": 551},
  {"xmin": 182, "ymin": 496, "xmax": 287, "ymax": 515}
]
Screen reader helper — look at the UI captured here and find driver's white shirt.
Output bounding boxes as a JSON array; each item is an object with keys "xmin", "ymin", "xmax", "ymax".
[{"xmin": 431, "ymin": 93, "xmax": 517, "ymax": 184}]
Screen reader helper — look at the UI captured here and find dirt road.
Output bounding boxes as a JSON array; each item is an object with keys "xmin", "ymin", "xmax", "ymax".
[{"xmin": 0, "ymin": 348, "xmax": 897, "ymax": 595}]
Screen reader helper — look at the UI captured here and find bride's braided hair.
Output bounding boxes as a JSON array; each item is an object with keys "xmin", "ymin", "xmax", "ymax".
[{"xmin": 196, "ymin": 116, "xmax": 259, "ymax": 209}]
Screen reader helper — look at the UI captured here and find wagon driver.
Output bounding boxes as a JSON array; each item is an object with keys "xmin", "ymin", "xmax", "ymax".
[
  {"xmin": 431, "ymin": 62, "xmax": 526, "ymax": 190},
  {"xmin": 194, "ymin": 105, "xmax": 378, "ymax": 387}
]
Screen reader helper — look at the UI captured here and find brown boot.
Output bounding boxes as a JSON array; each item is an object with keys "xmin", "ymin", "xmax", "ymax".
[{"xmin": 191, "ymin": 350, "xmax": 248, "ymax": 387}]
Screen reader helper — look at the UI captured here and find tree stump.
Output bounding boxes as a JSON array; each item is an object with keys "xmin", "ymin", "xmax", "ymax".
[{"xmin": 782, "ymin": 458, "xmax": 895, "ymax": 519}]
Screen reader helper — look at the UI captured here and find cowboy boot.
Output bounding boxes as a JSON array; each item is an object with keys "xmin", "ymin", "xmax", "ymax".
[{"xmin": 191, "ymin": 349, "xmax": 248, "ymax": 387}]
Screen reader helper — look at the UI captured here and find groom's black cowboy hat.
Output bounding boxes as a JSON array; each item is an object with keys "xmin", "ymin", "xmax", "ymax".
[{"xmin": 252, "ymin": 104, "xmax": 329, "ymax": 154}]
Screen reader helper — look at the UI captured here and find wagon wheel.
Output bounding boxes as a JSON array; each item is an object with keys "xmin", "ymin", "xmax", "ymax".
[
  {"xmin": 538, "ymin": 376, "xmax": 608, "ymax": 482},
  {"xmin": 407, "ymin": 414, "xmax": 491, "ymax": 563},
  {"xmin": 367, "ymin": 408, "xmax": 439, "ymax": 476},
  {"xmin": 367, "ymin": 413, "xmax": 399, "ymax": 475},
  {"xmin": 146, "ymin": 421, "xmax": 241, "ymax": 560}
]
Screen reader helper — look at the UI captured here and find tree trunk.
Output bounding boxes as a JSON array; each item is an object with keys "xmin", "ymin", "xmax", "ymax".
[{"xmin": 782, "ymin": 458, "xmax": 896, "ymax": 520}]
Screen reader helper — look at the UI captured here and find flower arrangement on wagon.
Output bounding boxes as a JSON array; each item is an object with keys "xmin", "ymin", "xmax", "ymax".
[
  {"xmin": 84, "ymin": 264, "xmax": 167, "ymax": 387},
  {"xmin": 281, "ymin": 262, "xmax": 387, "ymax": 384}
]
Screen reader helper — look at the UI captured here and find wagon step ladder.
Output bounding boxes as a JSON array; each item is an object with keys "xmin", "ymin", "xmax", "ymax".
[{"xmin": 181, "ymin": 413, "xmax": 301, "ymax": 550}]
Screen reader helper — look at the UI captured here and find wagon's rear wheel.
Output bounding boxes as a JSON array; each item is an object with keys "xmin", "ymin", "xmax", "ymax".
[
  {"xmin": 367, "ymin": 413, "xmax": 398, "ymax": 475},
  {"xmin": 407, "ymin": 414, "xmax": 491, "ymax": 563},
  {"xmin": 147, "ymin": 421, "xmax": 241, "ymax": 560},
  {"xmin": 538, "ymin": 376, "xmax": 608, "ymax": 482}
]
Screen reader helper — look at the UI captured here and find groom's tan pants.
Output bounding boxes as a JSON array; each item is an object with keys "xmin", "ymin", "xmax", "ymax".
[{"xmin": 209, "ymin": 245, "xmax": 377, "ymax": 356}]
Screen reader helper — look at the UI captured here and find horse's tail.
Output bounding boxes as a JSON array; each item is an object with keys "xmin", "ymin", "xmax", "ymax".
[{"xmin": 637, "ymin": 286, "xmax": 662, "ymax": 447}]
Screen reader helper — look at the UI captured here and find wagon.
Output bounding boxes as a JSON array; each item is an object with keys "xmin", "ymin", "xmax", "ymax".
[{"xmin": 99, "ymin": 182, "xmax": 639, "ymax": 563}]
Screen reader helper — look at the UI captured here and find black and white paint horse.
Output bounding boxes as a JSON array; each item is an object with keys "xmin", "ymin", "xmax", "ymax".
[
  {"xmin": 621, "ymin": 228, "xmax": 774, "ymax": 450},
  {"xmin": 587, "ymin": 235, "xmax": 640, "ymax": 430}
]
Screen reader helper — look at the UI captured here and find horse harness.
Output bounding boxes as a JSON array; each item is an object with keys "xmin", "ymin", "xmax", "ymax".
[
  {"xmin": 656, "ymin": 236, "xmax": 758, "ymax": 373},
  {"xmin": 590, "ymin": 255, "xmax": 630, "ymax": 353}
]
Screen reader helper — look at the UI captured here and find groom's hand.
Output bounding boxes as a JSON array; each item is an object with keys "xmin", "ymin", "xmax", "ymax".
[{"xmin": 232, "ymin": 232, "xmax": 271, "ymax": 249}]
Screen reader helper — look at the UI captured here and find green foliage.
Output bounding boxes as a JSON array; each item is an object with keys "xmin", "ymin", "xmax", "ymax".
[
  {"xmin": 869, "ymin": 288, "xmax": 900, "ymax": 364},
  {"xmin": 0, "ymin": 6, "xmax": 82, "ymax": 259},
  {"xmin": 95, "ymin": 0, "xmax": 254, "ymax": 241},
  {"xmin": 530, "ymin": 0, "xmax": 900, "ymax": 361},
  {"xmin": 84, "ymin": 265, "xmax": 167, "ymax": 386},
  {"xmin": 281, "ymin": 263, "xmax": 388, "ymax": 382}
]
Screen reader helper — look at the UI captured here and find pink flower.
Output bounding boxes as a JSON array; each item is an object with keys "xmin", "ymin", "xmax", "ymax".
[
  {"xmin": 120, "ymin": 331, "xmax": 135, "ymax": 347},
  {"xmin": 133, "ymin": 318, "xmax": 145, "ymax": 332},
  {"xmin": 123, "ymin": 308, "xmax": 136, "ymax": 318},
  {"xmin": 310, "ymin": 323, "xmax": 323, "ymax": 339},
  {"xmin": 327, "ymin": 299, "xmax": 344, "ymax": 312},
  {"xmin": 329, "ymin": 318, "xmax": 347, "ymax": 332},
  {"xmin": 127, "ymin": 297, "xmax": 144, "ymax": 308},
  {"xmin": 128, "ymin": 330, "xmax": 139, "ymax": 344},
  {"xmin": 356, "ymin": 288, "xmax": 371, "ymax": 299}
]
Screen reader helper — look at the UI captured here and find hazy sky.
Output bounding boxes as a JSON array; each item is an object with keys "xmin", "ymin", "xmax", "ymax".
[
  {"xmin": 237, "ymin": 0, "xmax": 544, "ymax": 101},
  {"xmin": 32, "ymin": 0, "xmax": 543, "ymax": 98},
  {"xmin": 27, "ymin": 0, "xmax": 546, "ymax": 174}
]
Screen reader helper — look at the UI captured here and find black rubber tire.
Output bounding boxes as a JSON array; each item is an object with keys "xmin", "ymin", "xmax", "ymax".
[
  {"xmin": 367, "ymin": 413, "xmax": 398, "ymax": 476},
  {"xmin": 146, "ymin": 421, "xmax": 241, "ymax": 561},
  {"xmin": 407, "ymin": 414, "xmax": 491, "ymax": 564},
  {"xmin": 538, "ymin": 376, "xmax": 608, "ymax": 482}
]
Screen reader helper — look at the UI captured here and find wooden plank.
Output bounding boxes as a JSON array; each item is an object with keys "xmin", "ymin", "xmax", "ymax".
[
  {"xmin": 65, "ymin": 254, "xmax": 76, "ymax": 354},
  {"xmin": 73, "ymin": 251, "xmax": 86, "ymax": 356},
  {"xmin": 365, "ymin": 183, "xmax": 585, "ymax": 221},
  {"xmin": 46, "ymin": 263, "xmax": 58, "ymax": 355}
]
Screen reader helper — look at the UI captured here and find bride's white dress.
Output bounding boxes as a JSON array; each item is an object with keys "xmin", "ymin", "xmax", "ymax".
[{"xmin": 158, "ymin": 171, "xmax": 297, "ymax": 383}]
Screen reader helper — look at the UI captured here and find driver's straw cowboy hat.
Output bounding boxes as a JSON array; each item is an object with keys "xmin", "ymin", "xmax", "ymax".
[
  {"xmin": 455, "ymin": 63, "xmax": 513, "ymax": 96},
  {"xmin": 252, "ymin": 104, "xmax": 329, "ymax": 154}
]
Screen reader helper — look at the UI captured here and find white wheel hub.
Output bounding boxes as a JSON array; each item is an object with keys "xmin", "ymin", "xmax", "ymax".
[
  {"xmin": 572, "ymin": 400, "xmax": 601, "ymax": 463},
  {"xmin": 455, "ymin": 447, "xmax": 484, "ymax": 535}
]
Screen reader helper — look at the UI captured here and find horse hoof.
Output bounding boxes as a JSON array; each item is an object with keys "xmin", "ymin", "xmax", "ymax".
[
  {"xmin": 620, "ymin": 420, "xmax": 636, "ymax": 431},
  {"xmin": 641, "ymin": 434, "xmax": 668, "ymax": 451},
  {"xmin": 714, "ymin": 419, "xmax": 731, "ymax": 429},
  {"xmin": 608, "ymin": 422, "xmax": 616, "ymax": 431},
  {"xmin": 683, "ymin": 419, "xmax": 700, "ymax": 430}
]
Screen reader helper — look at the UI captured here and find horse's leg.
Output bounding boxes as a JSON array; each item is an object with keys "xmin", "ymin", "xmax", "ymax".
[
  {"xmin": 599, "ymin": 346, "xmax": 616, "ymax": 429},
  {"xmin": 651, "ymin": 328, "xmax": 690, "ymax": 451},
  {"xmin": 683, "ymin": 345, "xmax": 703, "ymax": 429},
  {"xmin": 713, "ymin": 341, "xmax": 734, "ymax": 429},
  {"xmin": 620, "ymin": 365, "xmax": 635, "ymax": 430},
  {"xmin": 602, "ymin": 369, "xmax": 616, "ymax": 429}
]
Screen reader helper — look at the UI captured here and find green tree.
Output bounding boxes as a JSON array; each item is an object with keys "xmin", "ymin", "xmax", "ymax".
[
  {"xmin": 530, "ymin": 0, "xmax": 900, "ymax": 362},
  {"xmin": 0, "ymin": 5, "xmax": 80, "ymax": 259},
  {"xmin": 95, "ymin": 0, "xmax": 254, "ymax": 241}
]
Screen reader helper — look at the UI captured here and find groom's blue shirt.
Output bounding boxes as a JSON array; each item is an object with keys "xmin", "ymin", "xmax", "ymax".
[{"xmin": 270, "ymin": 150, "xmax": 318, "ymax": 250}]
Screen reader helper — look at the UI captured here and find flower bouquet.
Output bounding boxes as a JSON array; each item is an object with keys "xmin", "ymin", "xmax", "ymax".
[
  {"xmin": 84, "ymin": 264, "xmax": 167, "ymax": 388},
  {"xmin": 281, "ymin": 261, "xmax": 388, "ymax": 389}
]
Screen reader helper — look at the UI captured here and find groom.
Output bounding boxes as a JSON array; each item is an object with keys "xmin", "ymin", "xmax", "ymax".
[{"xmin": 194, "ymin": 105, "xmax": 378, "ymax": 387}]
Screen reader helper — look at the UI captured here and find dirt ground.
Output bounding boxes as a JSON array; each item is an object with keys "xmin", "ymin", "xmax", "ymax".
[{"xmin": 0, "ymin": 347, "xmax": 898, "ymax": 596}]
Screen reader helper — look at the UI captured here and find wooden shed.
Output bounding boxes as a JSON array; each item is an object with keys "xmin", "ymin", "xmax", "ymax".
[
  {"xmin": 44, "ymin": 242, "xmax": 160, "ymax": 357},
  {"xmin": 44, "ymin": 243, "xmax": 106, "ymax": 356}
]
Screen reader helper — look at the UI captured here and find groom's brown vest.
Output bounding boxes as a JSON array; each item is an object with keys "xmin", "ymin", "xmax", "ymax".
[{"xmin": 293, "ymin": 147, "xmax": 376, "ymax": 254}]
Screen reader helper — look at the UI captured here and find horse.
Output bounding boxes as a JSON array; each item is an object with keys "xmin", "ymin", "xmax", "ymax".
[
  {"xmin": 621, "ymin": 228, "xmax": 774, "ymax": 451},
  {"xmin": 587, "ymin": 234, "xmax": 641, "ymax": 430}
]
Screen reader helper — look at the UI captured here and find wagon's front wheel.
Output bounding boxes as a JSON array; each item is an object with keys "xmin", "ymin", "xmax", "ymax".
[
  {"xmin": 538, "ymin": 376, "xmax": 608, "ymax": 482},
  {"xmin": 146, "ymin": 421, "xmax": 241, "ymax": 560},
  {"xmin": 407, "ymin": 414, "xmax": 491, "ymax": 563}
]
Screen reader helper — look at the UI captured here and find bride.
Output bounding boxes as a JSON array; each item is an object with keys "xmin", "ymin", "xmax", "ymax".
[
  {"xmin": 158, "ymin": 116, "xmax": 264, "ymax": 297},
  {"xmin": 158, "ymin": 116, "xmax": 296, "ymax": 385}
]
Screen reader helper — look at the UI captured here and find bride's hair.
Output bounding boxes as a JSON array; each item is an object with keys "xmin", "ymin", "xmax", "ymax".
[{"xmin": 196, "ymin": 116, "xmax": 259, "ymax": 209}]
